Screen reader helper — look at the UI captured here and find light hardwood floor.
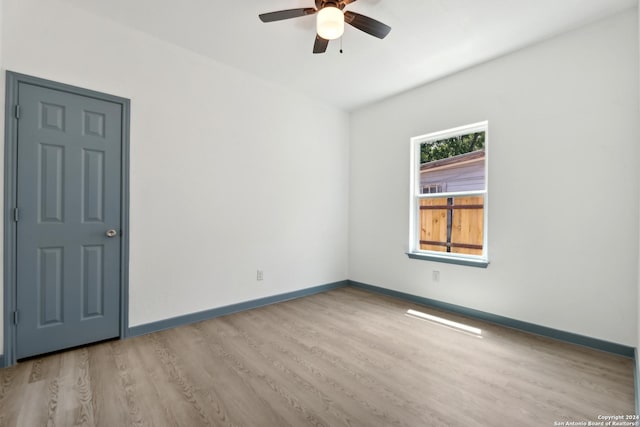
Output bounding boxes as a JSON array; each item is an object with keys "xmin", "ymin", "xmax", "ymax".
[{"xmin": 0, "ymin": 287, "xmax": 634, "ymax": 426}]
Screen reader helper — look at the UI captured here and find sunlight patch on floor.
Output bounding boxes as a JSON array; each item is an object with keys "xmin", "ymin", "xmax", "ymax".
[{"xmin": 405, "ymin": 309, "xmax": 483, "ymax": 338}]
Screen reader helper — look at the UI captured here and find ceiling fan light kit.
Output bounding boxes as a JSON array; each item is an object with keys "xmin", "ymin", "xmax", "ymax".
[
  {"xmin": 316, "ymin": 6, "xmax": 344, "ymax": 40},
  {"xmin": 258, "ymin": 0, "xmax": 391, "ymax": 54}
]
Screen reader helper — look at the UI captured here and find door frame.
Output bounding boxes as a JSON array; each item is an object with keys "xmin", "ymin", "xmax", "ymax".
[{"xmin": 3, "ymin": 71, "xmax": 130, "ymax": 367}]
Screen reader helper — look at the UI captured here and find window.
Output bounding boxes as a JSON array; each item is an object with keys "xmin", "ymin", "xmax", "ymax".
[
  {"xmin": 408, "ymin": 121, "xmax": 488, "ymax": 267},
  {"xmin": 421, "ymin": 184, "xmax": 444, "ymax": 194}
]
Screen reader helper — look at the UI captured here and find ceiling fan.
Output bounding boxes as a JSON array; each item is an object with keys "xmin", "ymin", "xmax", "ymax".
[{"xmin": 259, "ymin": 0, "xmax": 391, "ymax": 54}]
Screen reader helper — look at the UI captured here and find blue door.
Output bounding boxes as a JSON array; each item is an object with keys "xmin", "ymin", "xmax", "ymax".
[{"xmin": 15, "ymin": 82, "xmax": 122, "ymax": 359}]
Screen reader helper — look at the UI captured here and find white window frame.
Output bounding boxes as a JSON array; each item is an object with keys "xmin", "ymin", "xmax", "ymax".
[{"xmin": 408, "ymin": 121, "xmax": 489, "ymax": 267}]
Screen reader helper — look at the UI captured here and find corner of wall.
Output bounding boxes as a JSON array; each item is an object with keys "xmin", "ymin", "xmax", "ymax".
[
  {"xmin": 0, "ymin": 0, "xmax": 5, "ymax": 358},
  {"xmin": 636, "ymin": 1, "xmax": 640, "ymax": 415}
]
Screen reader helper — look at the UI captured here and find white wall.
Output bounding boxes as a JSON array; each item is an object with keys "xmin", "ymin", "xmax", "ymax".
[
  {"xmin": 0, "ymin": 0, "xmax": 3, "ymax": 356},
  {"xmin": 0, "ymin": 0, "xmax": 349, "ymax": 353},
  {"xmin": 636, "ymin": 1, "xmax": 640, "ymax": 405},
  {"xmin": 349, "ymin": 10, "xmax": 639, "ymax": 346}
]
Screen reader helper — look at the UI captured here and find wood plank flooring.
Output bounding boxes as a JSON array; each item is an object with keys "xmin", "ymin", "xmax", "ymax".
[{"xmin": 0, "ymin": 287, "xmax": 634, "ymax": 426}]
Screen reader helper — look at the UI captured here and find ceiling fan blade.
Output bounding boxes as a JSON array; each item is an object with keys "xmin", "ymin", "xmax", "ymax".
[
  {"xmin": 343, "ymin": 11, "xmax": 391, "ymax": 39},
  {"xmin": 313, "ymin": 34, "xmax": 329, "ymax": 54},
  {"xmin": 259, "ymin": 8, "xmax": 316, "ymax": 23}
]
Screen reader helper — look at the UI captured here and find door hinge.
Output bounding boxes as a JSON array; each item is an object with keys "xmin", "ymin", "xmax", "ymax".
[
  {"xmin": 14, "ymin": 105, "xmax": 21, "ymax": 119},
  {"xmin": 13, "ymin": 208, "xmax": 19, "ymax": 222},
  {"xmin": 13, "ymin": 310, "xmax": 18, "ymax": 325}
]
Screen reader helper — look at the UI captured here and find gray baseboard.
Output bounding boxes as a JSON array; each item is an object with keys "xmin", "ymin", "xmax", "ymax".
[
  {"xmin": 349, "ymin": 280, "xmax": 634, "ymax": 358},
  {"xmin": 127, "ymin": 280, "xmax": 348, "ymax": 338}
]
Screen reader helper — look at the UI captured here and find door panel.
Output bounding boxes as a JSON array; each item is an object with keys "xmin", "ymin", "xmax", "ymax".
[
  {"xmin": 83, "ymin": 149, "xmax": 105, "ymax": 222},
  {"xmin": 39, "ymin": 144, "xmax": 65, "ymax": 223},
  {"xmin": 81, "ymin": 245, "xmax": 104, "ymax": 319},
  {"xmin": 16, "ymin": 82, "xmax": 122, "ymax": 359},
  {"xmin": 38, "ymin": 247, "xmax": 64, "ymax": 326}
]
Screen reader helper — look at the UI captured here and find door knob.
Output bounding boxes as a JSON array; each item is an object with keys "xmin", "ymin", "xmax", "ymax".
[{"xmin": 105, "ymin": 229, "xmax": 117, "ymax": 238}]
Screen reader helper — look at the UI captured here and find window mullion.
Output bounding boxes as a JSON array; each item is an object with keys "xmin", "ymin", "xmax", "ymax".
[{"xmin": 416, "ymin": 190, "xmax": 486, "ymax": 199}]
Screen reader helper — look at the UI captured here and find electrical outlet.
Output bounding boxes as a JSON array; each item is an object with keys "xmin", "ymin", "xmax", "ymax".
[
  {"xmin": 257, "ymin": 269, "xmax": 264, "ymax": 281},
  {"xmin": 432, "ymin": 270, "xmax": 440, "ymax": 282}
]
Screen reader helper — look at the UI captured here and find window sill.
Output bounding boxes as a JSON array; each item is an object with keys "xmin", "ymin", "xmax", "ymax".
[{"xmin": 406, "ymin": 252, "xmax": 489, "ymax": 268}]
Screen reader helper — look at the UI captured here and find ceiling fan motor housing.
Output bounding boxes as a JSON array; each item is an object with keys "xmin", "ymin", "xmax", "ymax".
[{"xmin": 317, "ymin": 0, "xmax": 345, "ymax": 10}]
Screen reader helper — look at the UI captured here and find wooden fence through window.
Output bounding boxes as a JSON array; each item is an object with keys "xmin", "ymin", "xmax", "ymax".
[{"xmin": 419, "ymin": 196, "xmax": 484, "ymax": 256}]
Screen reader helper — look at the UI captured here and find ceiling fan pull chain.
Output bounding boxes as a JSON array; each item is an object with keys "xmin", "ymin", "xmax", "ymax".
[{"xmin": 340, "ymin": 35, "xmax": 343, "ymax": 54}]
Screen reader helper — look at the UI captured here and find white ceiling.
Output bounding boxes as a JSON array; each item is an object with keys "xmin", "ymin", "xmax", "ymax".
[{"xmin": 61, "ymin": 0, "xmax": 636, "ymax": 111}]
